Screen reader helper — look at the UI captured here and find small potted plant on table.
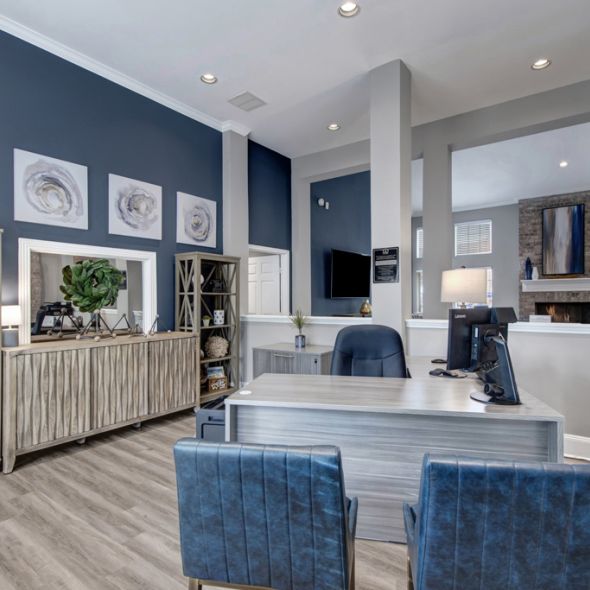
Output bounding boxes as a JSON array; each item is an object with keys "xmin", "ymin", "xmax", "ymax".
[{"xmin": 290, "ymin": 309, "xmax": 307, "ymax": 349}]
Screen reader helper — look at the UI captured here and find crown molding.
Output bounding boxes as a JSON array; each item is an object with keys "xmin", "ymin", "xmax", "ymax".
[
  {"xmin": 221, "ymin": 120, "xmax": 251, "ymax": 136},
  {"xmin": 0, "ymin": 15, "xmax": 228, "ymax": 132}
]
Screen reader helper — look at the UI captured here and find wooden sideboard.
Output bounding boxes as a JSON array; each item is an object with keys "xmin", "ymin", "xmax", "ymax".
[{"xmin": 1, "ymin": 331, "xmax": 198, "ymax": 473}]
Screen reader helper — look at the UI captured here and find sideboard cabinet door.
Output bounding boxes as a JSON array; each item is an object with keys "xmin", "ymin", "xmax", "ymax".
[
  {"xmin": 14, "ymin": 348, "xmax": 92, "ymax": 450},
  {"xmin": 148, "ymin": 336, "xmax": 198, "ymax": 413},
  {"xmin": 92, "ymin": 342, "xmax": 149, "ymax": 428}
]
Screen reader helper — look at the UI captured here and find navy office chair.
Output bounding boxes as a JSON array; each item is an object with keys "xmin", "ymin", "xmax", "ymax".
[
  {"xmin": 404, "ymin": 455, "xmax": 590, "ymax": 590},
  {"xmin": 174, "ymin": 440, "xmax": 358, "ymax": 590},
  {"xmin": 330, "ymin": 324, "xmax": 409, "ymax": 378}
]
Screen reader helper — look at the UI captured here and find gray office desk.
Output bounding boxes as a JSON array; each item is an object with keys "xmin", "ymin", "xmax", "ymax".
[{"xmin": 225, "ymin": 357, "xmax": 564, "ymax": 542}]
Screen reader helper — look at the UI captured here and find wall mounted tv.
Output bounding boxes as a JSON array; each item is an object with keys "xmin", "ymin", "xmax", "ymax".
[{"xmin": 331, "ymin": 249, "xmax": 371, "ymax": 298}]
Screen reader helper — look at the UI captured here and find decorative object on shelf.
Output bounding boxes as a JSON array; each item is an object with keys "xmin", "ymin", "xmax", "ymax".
[
  {"xmin": 290, "ymin": 309, "xmax": 307, "ymax": 349},
  {"xmin": 206, "ymin": 278, "xmax": 226, "ymax": 293},
  {"xmin": 13, "ymin": 148, "xmax": 88, "ymax": 229},
  {"xmin": 316, "ymin": 197, "xmax": 330, "ymax": 210},
  {"xmin": 108, "ymin": 173, "xmax": 162, "ymax": 240},
  {"xmin": 202, "ymin": 315, "xmax": 212, "ymax": 327},
  {"xmin": 205, "ymin": 335, "xmax": 229, "ymax": 359},
  {"xmin": 542, "ymin": 204, "xmax": 585, "ymax": 275},
  {"xmin": 532, "ymin": 266, "xmax": 540, "ymax": 280},
  {"xmin": 60, "ymin": 259, "xmax": 123, "ymax": 340},
  {"xmin": 132, "ymin": 310, "xmax": 143, "ymax": 328},
  {"xmin": 359, "ymin": 299, "xmax": 372, "ymax": 317},
  {"xmin": 525, "ymin": 257, "xmax": 533, "ymax": 280},
  {"xmin": 208, "ymin": 375, "xmax": 228, "ymax": 393},
  {"xmin": 176, "ymin": 192, "xmax": 217, "ymax": 248},
  {"xmin": 213, "ymin": 309, "xmax": 225, "ymax": 325},
  {"xmin": 32, "ymin": 301, "xmax": 82, "ymax": 337},
  {"xmin": 2, "ymin": 305, "xmax": 22, "ymax": 348},
  {"xmin": 207, "ymin": 366, "xmax": 225, "ymax": 379}
]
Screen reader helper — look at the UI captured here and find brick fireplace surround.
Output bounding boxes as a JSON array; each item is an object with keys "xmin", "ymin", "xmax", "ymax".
[{"xmin": 519, "ymin": 191, "xmax": 590, "ymax": 321}]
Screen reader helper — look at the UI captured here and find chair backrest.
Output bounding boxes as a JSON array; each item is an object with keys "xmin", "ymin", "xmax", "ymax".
[
  {"xmin": 174, "ymin": 440, "xmax": 352, "ymax": 590},
  {"xmin": 330, "ymin": 324, "xmax": 408, "ymax": 377},
  {"xmin": 414, "ymin": 455, "xmax": 590, "ymax": 590}
]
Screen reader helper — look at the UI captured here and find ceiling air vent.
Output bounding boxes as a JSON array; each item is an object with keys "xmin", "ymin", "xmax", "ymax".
[{"xmin": 228, "ymin": 92, "xmax": 267, "ymax": 112}]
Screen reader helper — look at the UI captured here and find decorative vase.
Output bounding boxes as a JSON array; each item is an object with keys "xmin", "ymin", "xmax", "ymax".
[
  {"xmin": 202, "ymin": 317, "xmax": 211, "ymax": 327},
  {"xmin": 295, "ymin": 334, "xmax": 306, "ymax": 349},
  {"xmin": 213, "ymin": 310, "xmax": 225, "ymax": 325},
  {"xmin": 359, "ymin": 299, "xmax": 372, "ymax": 317},
  {"xmin": 525, "ymin": 257, "xmax": 533, "ymax": 280},
  {"xmin": 532, "ymin": 266, "xmax": 539, "ymax": 280}
]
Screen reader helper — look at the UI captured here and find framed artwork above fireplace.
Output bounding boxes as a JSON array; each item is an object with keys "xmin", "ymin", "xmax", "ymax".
[{"xmin": 542, "ymin": 204, "xmax": 585, "ymax": 276}]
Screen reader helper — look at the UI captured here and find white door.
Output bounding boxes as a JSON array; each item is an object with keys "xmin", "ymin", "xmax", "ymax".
[{"xmin": 248, "ymin": 255, "xmax": 281, "ymax": 314}]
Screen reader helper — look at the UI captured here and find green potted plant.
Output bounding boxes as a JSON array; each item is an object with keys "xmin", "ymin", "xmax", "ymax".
[
  {"xmin": 202, "ymin": 314, "xmax": 212, "ymax": 327},
  {"xmin": 289, "ymin": 308, "xmax": 307, "ymax": 349},
  {"xmin": 60, "ymin": 258, "xmax": 124, "ymax": 339}
]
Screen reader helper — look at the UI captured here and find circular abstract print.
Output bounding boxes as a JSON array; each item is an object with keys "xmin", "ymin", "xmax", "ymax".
[
  {"xmin": 184, "ymin": 202, "xmax": 211, "ymax": 242},
  {"xmin": 116, "ymin": 186, "xmax": 159, "ymax": 230},
  {"xmin": 23, "ymin": 160, "xmax": 84, "ymax": 222}
]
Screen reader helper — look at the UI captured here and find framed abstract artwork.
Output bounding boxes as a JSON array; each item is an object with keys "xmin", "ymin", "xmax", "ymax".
[
  {"xmin": 14, "ymin": 148, "xmax": 88, "ymax": 229},
  {"xmin": 108, "ymin": 174, "xmax": 162, "ymax": 240},
  {"xmin": 176, "ymin": 192, "xmax": 216, "ymax": 248},
  {"xmin": 542, "ymin": 204, "xmax": 585, "ymax": 275}
]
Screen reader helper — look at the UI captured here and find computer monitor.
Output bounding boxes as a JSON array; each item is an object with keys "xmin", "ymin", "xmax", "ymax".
[
  {"xmin": 446, "ymin": 307, "xmax": 492, "ymax": 370},
  {"xmin": 446, "ymin": 306, "xmax": 520, "ymax": 405}
]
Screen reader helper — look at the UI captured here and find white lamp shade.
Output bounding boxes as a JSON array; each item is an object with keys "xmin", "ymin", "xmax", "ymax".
[
  {"xmin": 441, "ymin": 268, "xmax": 487, "ymax": 304},
  {"xmin": 2, "ymin": 305, "xmax": 22, "ymax": 327}
]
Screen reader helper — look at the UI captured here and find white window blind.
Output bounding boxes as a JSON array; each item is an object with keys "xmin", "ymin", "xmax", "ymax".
[
  {"xmin": 416, "ymin": 228, "xmax": 423, "ymax": 259},
  {"xmin": 454, "ymin": 220, "xmax": 492, "ymax": 256}
]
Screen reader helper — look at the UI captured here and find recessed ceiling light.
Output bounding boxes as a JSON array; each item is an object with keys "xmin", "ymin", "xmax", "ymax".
[
  {"xmin": 338, "ymin": 2, "xmax": 360, "ymax": 17},
  {"xmin": 531, "ymin": 57, "xmax": 551, "ymax": 70},
  {"xmin": 559, "ymin": 160, "xmax": 569, "ymax": 168},
  {"xmin": 200, "ymin": 73, "xmax": 218, "ymax": 85},
  {"xmin": 327, "ymin": 122, "xmax": 341, "ymax": 131}
]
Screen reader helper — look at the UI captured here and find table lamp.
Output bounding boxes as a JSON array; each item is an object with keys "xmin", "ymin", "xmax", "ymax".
[
  {"xmin": 2, "ymin": 305, "xmax": 22, "ymax": 348},
  {"xmin": 441, "ymin": 268, "xmax": 487, "ymax": 308}
]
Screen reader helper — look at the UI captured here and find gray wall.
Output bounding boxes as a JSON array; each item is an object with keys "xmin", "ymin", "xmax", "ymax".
[{"xmin": 412, "ymin": 204, "xmax": 520, "ymax": 314}]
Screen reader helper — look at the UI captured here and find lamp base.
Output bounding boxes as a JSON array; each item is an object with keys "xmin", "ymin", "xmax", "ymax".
[{"xmin": 2, "ymin": 329, "xmax": 19, "ymax": 348}]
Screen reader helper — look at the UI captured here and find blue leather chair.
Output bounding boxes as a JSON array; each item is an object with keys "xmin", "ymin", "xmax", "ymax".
[
  {"xmin": 174, "ymin": 440, "xmax": 358, "ymax": 590},
  {"xmin": 331, "ymin": 324, "xmax": 409, "ymax": 378},
  {"xmin": 404, "ymin": 455, "xmax": 590, "ymax": 590}
]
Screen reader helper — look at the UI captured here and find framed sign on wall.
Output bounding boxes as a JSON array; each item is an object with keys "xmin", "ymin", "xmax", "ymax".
[{"xmin": 373, "ymin": 247, "xmax": 399, "ymax": 283}]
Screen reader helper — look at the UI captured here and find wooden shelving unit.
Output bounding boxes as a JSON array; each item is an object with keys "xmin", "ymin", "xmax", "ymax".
[{"xmin": 175, "ymin": 252, "xmax": 240, "ymax": 405}]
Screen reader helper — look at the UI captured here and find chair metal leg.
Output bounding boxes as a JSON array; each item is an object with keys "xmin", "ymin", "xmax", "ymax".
[
  {"xmin": 188, "ymin": 579, "xmax": 202, "ymax": 590},
  {"xmin": 350, "ymin": 556, "xmax": 356, "ymax": 590},
  {"xmin": 407, "ymin": 557, "xmax": 414, "ymax": 590}
]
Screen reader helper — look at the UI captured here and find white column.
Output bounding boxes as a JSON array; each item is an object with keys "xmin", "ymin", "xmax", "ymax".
[
  {"xmin": 422, "ymin": 139, "xmax": 453, "ymax": 319},
  {"xmin": 222, "ymin": 130, "xmax": 249, "ymax": 315},
  {"xmin": 369, "ymin": 60, "xmax": 412, "ymax": 333}
]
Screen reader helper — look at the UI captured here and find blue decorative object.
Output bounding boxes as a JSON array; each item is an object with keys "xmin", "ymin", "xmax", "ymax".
[
  {"xmin": 174, "ymin": 440, "xmax": 357, "ymax": 590},
  {"xmin": 525, "ymin": 256, "xmax": 533, "ymax": 280},
  {"xmin": 404, "ymin": 454, "xmax": 590, "ymax": 590}
]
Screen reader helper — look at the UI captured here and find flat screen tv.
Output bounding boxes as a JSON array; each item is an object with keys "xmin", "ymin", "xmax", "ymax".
[{"xmin": 331, "ymin": 249, "xmax": 371, "ymax": 298}]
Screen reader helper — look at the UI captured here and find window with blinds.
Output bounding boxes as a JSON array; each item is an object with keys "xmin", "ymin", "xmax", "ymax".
[
  {"xmin": 454, "ymin": 220, "xmax": 492, "ymax": 256},
  {"xmin": 416, "ymin": 227, "xmax": 423, "ymax": 259}
]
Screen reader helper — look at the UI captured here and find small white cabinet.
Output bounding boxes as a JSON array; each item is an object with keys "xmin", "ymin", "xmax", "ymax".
[{"xmin": 253, "ymin": 343, "xmax": 333, "ymax": 379}]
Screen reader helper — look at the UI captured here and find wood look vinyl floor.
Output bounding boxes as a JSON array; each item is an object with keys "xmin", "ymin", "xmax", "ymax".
[{"xmin": 0, "ymin": 413, "xmax": 408, "ymax": 590}]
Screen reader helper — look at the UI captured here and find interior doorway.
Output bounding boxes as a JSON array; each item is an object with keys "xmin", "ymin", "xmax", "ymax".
[{"xmin": 248, "ymin": 245, "xmax": 290, "ymax": 315}]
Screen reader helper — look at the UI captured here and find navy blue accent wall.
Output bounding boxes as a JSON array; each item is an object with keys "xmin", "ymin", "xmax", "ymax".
[
  {"xmin": 248, "ymin": 141, "xmax": 291, "ymax": 252},
  {"xmin": 310, "ymin": 171, "xmax": 371, "ymax": 316},
  {"xmin": 0, "ymin": 31, "xmax": 222, "ymax": 330}
]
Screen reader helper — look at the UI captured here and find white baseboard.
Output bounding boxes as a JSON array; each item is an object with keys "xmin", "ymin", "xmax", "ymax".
[{"xmin": 564, "ymin": 434, "xmax": 590, "ymax": 461}]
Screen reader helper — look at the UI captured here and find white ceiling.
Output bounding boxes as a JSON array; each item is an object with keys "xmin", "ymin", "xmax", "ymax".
[
  {"xmin": 411, "ymin": 121, "xmax": 590, "ymax": 214},
  {"xmin": 1, "ymin": 0, "xmax": 590, "ymax": 157}
]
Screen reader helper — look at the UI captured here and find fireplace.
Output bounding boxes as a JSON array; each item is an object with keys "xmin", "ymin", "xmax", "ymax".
[{"xmin": 535, "ymin": 302, "xmax": 590, "ymax": 323}]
